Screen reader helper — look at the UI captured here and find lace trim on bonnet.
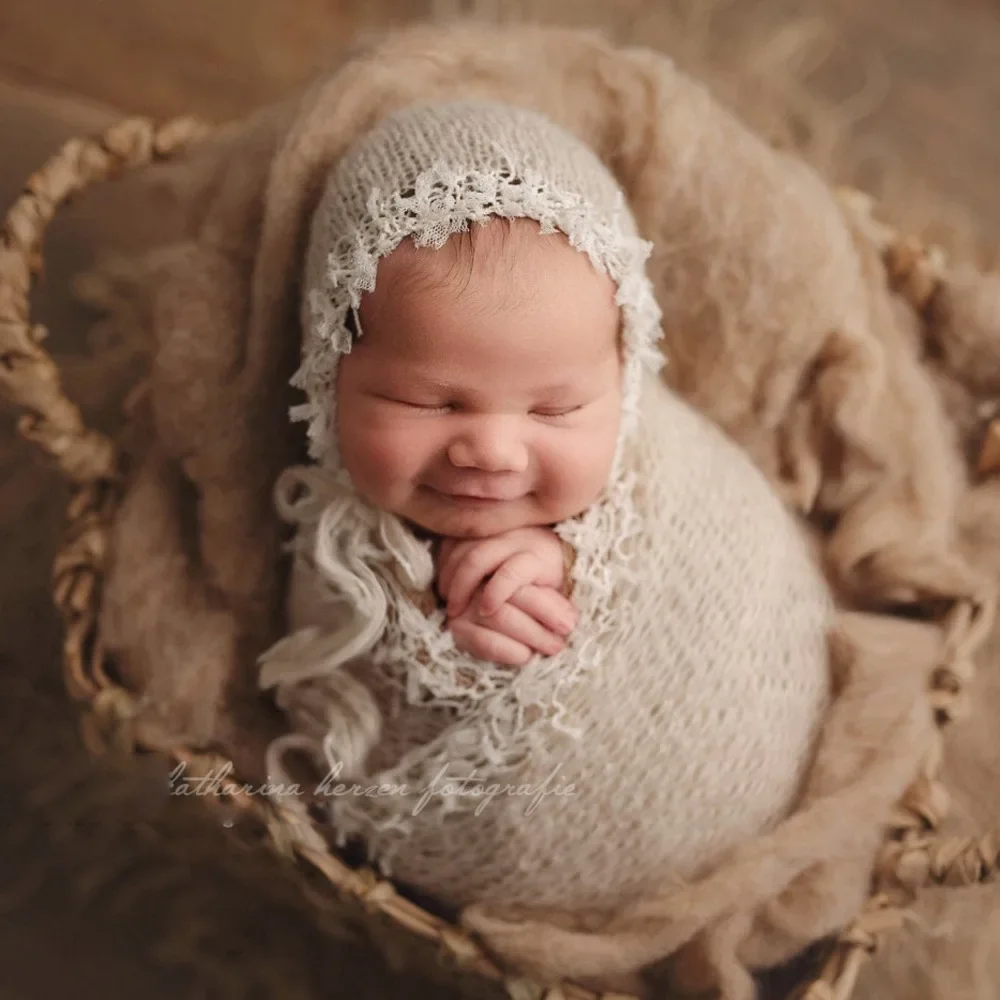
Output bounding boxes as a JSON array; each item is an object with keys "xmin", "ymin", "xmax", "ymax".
[{"xmin": 257, "ymin": 101, "xmax": 664, "ymax": 869}]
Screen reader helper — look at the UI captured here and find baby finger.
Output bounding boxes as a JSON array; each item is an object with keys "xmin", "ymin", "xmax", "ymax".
[
  {"xmin": 508, "ymin": 585, "xmax": 579, "ymax": 638},
  {"xmin": 445, "ymin": 539, "xmax": 514, "ymax": 617},
  {"xmin": 484, "ymin": 602, "xmax": 567, "ymax": 658},
  {"xmin": 435, "ymin": 538, "xmax": 476, "ymax": 597},
  {"xmin": 477, "ymin": 551, "xmax": 542, "ymax": 617},
  {"xmin": 449, "ymin": 617, "xmax": 533, "ymax": 668}
]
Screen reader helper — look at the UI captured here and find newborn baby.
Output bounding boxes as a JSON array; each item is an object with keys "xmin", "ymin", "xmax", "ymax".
[
  {"xmin": 339, "ymin": 215, "xmax": 621, "ymax": 666},
  {"xmin": 260, "ymin": 99, "xmax": 833, "ymax": 954}
]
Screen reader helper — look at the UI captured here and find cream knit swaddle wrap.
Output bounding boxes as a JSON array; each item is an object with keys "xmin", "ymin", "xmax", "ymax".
[{"xmin": 259, "ymin": 100, "xmax": 833, "ymax": 913}]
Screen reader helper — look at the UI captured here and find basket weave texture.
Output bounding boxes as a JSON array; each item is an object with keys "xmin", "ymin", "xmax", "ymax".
[{"xmin": 2, "ymin": 117, "xmax": 1000, "ymax": 1000}]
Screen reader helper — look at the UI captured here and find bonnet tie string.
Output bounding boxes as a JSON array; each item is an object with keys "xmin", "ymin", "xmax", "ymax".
[{"xmin": 259, "ymin": 464, "xmax": 434, "ymax": 783}]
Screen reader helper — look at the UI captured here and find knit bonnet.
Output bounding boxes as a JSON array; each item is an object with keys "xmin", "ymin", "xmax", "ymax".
[{"xmin": 294, "ymin": 98, "xmax": 662, "ymax": 472}]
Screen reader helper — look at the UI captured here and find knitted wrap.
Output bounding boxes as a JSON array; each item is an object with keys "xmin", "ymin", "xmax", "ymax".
[{"xmin": 258, "ymin": 100, "xmax": 834, "ymax": 912}]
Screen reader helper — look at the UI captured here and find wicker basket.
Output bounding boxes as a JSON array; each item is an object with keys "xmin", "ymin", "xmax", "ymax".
[{"xmin": 2, "ymin": 116, "xmax": 1000, "ymax": 1000}]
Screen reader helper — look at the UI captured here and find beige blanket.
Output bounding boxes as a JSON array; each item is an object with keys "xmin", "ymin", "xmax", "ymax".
[{"xmin": 92, "ymin": 20, "xmax": 1000, "ymax": 998}]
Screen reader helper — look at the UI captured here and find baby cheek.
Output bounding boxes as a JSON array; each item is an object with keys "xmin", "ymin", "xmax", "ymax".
[
  {"xmin": 345, "ymin": 419, "xmax": 438, "ymax": 492},
  {"xmin": 538, "ymin": 431, "xmax": 611, "ymax": 501}
]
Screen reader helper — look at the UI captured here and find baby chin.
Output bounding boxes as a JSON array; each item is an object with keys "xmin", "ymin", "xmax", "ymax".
[{"xmin": 404, "ymin": 486, "xmax": 546, "ymax": 539}]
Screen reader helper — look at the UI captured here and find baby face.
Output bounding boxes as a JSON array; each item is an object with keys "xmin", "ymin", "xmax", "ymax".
[{"xmin": 336, "ymin": 218, "xmax": 622, "ymax": 539}]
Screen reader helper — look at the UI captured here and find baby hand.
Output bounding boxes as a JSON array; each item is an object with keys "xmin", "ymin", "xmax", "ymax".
[
  {"xmin": 447, "ymin": 584, "xmax": 578, "ymax": 667},
  {"xmin": 437, "ymin": 526, "xmax": 570, "ymax": 618},
  {"xmin": 436, "ymin": 527, "xmax": 578, "ymax": 666}
]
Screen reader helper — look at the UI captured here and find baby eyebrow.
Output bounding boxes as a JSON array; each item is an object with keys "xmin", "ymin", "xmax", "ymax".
[{"xmin": 409, "ymin": 375, "xmax": 462, "ymax": 395}]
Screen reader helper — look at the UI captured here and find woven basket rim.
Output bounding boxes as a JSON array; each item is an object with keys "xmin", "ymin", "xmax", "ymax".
[{"xmin": 2, "ymin": 114, "xmax": 998, "ymax": 1000}]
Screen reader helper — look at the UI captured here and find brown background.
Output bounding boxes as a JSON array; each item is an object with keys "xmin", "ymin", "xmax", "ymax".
[
  {"xmin": 0, "ymin": 1, "xmax": 998, "ymax": 998},
  {"xmin": 1, "ymin": 0, "xmax": 999, "ymax": 228}
]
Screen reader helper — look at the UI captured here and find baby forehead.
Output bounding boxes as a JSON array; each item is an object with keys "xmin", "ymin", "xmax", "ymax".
[{"xmin": 352, "ymin": 217, "xmax": 622, "ymax": 368}]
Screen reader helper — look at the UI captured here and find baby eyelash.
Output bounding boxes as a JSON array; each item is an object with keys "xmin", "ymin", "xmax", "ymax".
[
  {"xmin": 385, "ymin": 398, "xmax": 583, "ymax": 418},
  {"xmin": 530, "ymin": 405, "xmax": 584, "ymax": 418}
]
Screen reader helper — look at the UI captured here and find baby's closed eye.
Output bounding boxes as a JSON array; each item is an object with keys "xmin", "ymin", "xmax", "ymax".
[
  {"xmin": 529, "ymin": 404, "xmax": 585, "ymax": 419},
  {"xmin": 374, "ymin": 394, "xmax": 586, "ymax": 419}
]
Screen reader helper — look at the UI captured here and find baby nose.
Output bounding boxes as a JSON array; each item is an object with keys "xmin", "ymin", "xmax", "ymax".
[{"xmin": 447, "ymin": 416, "xmax": 529, "ymax": 473}]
